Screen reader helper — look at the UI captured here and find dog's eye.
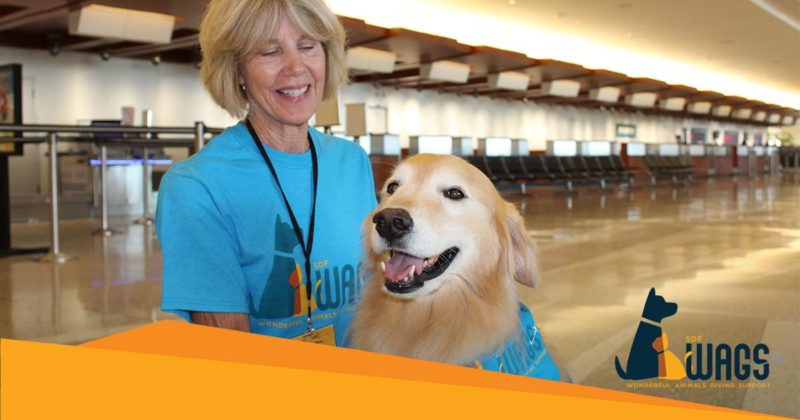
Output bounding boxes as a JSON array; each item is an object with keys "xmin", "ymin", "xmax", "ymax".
[
  {"xmin": 386, "ymin": 181, "xmax": 399, "ymax": 195},
  {"xmin": 443, "ymin": 188, "xmax": 466, "ymax": 200}
]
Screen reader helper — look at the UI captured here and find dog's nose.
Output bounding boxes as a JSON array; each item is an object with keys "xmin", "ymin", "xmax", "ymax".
[{"xmin": 373, "ymin": 208, "xmax": 413, "ymax": 241}]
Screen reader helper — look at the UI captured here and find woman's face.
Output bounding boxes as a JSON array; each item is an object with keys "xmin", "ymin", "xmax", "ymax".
[{"xmin": 240, "ymin": 18, "xmax": 326, "ymax": 130}]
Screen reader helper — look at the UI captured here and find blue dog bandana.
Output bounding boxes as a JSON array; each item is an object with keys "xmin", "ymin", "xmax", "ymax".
[{"xmin": 469, "ymin": 303, "xmax": 561, "ymax": 381}]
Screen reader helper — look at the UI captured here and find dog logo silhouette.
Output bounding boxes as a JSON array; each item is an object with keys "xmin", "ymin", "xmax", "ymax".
[
  {"xmin": 249, "ymin": 215, "xmax": 317, "ymax": 318},
  {"xmin": 615, "ymin": 288, "xmax": 687, "ymax": 380}
]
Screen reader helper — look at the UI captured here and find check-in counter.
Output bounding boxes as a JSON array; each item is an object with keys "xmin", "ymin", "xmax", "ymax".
[
  {"xmin": 766, "ymin": 147, "xmax": 779, "ymax": 174},
  {"xmin": 687, "ymin": 145, "xmax": 708, "ymax": 177},
  {"xmin": 753, "ymin": 146, "xmax": 766, "ymax": 174},
  {"xmin": 621, "ymin": 142, "xmax": 647, "ymax": 173},
  {"xmin": 736, "ymin": 146, "xmax": 752, "ymax": 176},
  {"xmin": 706, "ymin": 145, "xmax": 735, "ymax": 176}
]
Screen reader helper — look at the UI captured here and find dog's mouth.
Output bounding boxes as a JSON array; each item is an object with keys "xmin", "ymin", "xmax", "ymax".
[{"xmin": 381, "ymin": 247, "xmax": 460, "ymax": 294}]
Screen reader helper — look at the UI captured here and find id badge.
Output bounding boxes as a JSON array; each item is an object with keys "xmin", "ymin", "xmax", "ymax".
[{"xmin": 292, "ymin": 324, "xmax": 336, "ymax": 346}]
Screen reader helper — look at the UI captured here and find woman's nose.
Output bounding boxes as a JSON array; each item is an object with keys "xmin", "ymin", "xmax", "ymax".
[{"xmin": 282, "ymin": 49, "xmax": 306, "ymax": 75}]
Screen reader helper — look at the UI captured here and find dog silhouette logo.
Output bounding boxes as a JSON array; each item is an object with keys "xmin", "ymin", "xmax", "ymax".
[
  {"xmin": 615, "ymin": 288, "xmax": 687, "ymax": 380},
  {"xmin": 249, "ymin": 215, "xmax": 317, "ymax": 319}
]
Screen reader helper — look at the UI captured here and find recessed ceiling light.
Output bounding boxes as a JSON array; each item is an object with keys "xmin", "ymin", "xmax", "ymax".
[{"xmin": 509, "ymin": 0, "xmax": 516, "ymax": 5}]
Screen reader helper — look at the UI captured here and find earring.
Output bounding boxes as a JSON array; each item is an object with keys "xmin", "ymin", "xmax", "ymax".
[{"xmin": 240, "ymin": 83, "xmax": 247, "ymax": 94}]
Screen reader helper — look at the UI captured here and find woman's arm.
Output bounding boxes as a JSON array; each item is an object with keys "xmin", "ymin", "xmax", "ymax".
[{"xmin": 190, "ymin": 312, "xmax": 251, "ymax": 332}]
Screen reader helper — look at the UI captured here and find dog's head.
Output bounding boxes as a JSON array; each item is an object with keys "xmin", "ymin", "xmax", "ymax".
[
  {"xmin": 366, "ymin": 154, "xmax": 539, "ymax": 301},
  {"xmin": 642, "ymin": 288, "xmax": 678, "ymax": 322}
]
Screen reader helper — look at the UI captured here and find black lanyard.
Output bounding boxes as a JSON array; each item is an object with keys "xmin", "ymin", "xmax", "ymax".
[{"xmin": 245, "ymin": 119, "xmax": 318, "ymax": 334}]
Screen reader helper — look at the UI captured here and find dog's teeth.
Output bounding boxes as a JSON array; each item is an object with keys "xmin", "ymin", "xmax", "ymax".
[
  {"xmin": 380, "ymin": 261, "xmax": 386, "ymax": 272},
  {"xmin": 407, "ymin": 266, "xmax": 415, "ymax": 278}
]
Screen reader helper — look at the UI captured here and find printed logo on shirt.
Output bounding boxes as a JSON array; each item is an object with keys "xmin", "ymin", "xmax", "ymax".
[
  {"xmin": 249, "ymin": 215, "xmax": 313, "ymax": 318},
  {"xmin": 313, "ymin": 259, "xmax": 364, "ymax": 311},
  {"xmin": 249, "ymin": 214, "xmax": 363, "ymax": 320}
]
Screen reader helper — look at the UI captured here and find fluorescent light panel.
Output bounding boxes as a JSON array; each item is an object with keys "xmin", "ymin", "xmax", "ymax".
[
  {"xmin": 713, "ymin": 105, "xmax": 732, "ymax": 117},
  {"xmin": 420, "ymin": 61, "xmax": 471, "ymax": 83},
  {"xmin": 346, "ymin": 47, "xmax": 396, "ymax": 73},
  {"xmin": 732, "ymin": 108, "xmax": 752, "ymax": 119},
  {"xmin": 541, "ymin": 80, "xmax": 580, "ymax": 97},
  {"xmin": 659, "ymin": 97, "xmax": 686, "ymax": 111},
  {"xmin": 625, "ymin": 92, "xmax": 657, "ymax": 108},
  {"xmin": 589, "ymin": 86, "xmax": 620, "ymax": 102},
  {"xmin": 487, "ymin": 71, "xmax": 529, "ymax": 91},
  {"xmin": 688, "ymin": 102, "xmax": 712, "ymax": 114},
  {"xmin": 68, "ymin": 4, "xmax": 174, "ymax": 44}
]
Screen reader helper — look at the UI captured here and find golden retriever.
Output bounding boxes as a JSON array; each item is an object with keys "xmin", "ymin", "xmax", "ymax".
[{"xmin": 349, "ymin": 154, "xmax": 561, "ymax": 380}]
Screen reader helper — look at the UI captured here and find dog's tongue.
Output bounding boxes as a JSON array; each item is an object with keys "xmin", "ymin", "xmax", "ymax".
[{"xmin": 383, "ymin": 253, "xmax": 424, "ymax": 283}]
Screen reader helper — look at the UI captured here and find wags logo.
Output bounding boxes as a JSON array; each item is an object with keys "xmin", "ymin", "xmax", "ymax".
[{"xmin": 614, "ymin": 288, "xmax": 771, "ymax": 387}]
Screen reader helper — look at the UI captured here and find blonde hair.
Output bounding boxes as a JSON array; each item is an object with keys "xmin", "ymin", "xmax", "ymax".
[{"xmin": 199, "ymin": 0, "xmax": 348, "ymax": 118}]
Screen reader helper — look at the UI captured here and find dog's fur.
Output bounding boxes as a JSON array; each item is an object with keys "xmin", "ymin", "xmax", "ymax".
[{"xmin": 349, "ymin": 154, "xmax": 540, "ymax": 365}]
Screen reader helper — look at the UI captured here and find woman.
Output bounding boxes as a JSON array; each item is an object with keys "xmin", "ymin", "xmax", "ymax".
[{"xmin": 156, "ymin": 0, "xmax": 376, "ymax": 346}]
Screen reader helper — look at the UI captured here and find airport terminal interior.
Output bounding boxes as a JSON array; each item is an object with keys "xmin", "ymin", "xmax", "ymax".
[{"xmin": 1, "ymin": 0, "xmax": 799, "ymax": 418}]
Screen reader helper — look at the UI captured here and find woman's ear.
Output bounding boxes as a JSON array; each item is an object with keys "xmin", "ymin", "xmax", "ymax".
[{"xmin": 504, "ymin": 202, "xmax": 540, "ymax": 288}]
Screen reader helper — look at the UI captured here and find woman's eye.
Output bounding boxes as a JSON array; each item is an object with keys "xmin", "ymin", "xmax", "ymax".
[
  {"xmin": 387, "ymin": 182, "xmax": 399, "ymax": 195},
  {"xmin": 262, "ymin": 49, "xmax": 279, "ymax": 56},
  {"xmin": 443, "ymin": 188, "xmax": 466, "ymax": 200},
  {"xmin": 299, "ymin": 44, "xmax": 316, "ymax": 51}
]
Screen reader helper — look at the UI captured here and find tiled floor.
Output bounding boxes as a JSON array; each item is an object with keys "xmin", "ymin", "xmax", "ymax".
[{"xmin": 2, "ymin": 175, "xmax": 798, "ymax": 418}]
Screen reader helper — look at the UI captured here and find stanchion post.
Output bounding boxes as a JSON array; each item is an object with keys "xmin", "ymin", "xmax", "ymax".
[
  {"xmin": 194, "ymin": 121, "xmax": 205, "ymax": 154},
  {"xmin": 39, "ymin": 132, "xmax": 73, "ymax": 263},
  {"xmin": 92, "ymin": 144, "xmax": 122, "ymax": 237},
  {"xmin": 134, "ymin": 110, "xmax": 154, "ymax": 226}
]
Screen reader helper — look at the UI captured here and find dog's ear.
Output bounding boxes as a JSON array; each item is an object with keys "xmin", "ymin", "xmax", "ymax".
[{"xmin": 504, "ymin": 202, "xmax": 539, "ymax": 288}]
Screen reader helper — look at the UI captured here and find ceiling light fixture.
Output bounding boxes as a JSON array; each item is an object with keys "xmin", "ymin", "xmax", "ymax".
[
  {"xmin": 625, "ymin": 92, "xmax": 657, "ymax": 107},
  {"xmin": 688, "ymin": 102, "xmax": 712, "ymax": 114},
  {"xmin": 487, "ymin": 71, "xmax": 529, "ymax": 91},
  {"xmin": 346, "ymin": 47, "xmax": 396, "ymax": 73},
  {"xmin": 68, "ymin": 4, "xmax": 175, "ymax": 44},
  {"xmin": 420, "ymin": 60, "xmax": 470, "ymax": 83},
  {"xmin": 542, "ymin": 80, "xmax": 580, "ymax": 97},
  {"xmin": 589, "ymin": 86, "xmax": 621, "ymax": 102}
]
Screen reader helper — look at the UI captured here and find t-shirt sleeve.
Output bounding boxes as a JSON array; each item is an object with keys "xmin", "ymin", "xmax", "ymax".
[{"xmin": 156, "ymin": 171, "xmax": 249, "ymax": 321}]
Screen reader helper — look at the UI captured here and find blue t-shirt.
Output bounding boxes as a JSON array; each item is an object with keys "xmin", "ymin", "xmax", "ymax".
[
  {"xmin": 470, "ymin": 303, "xmax": 561, "ymax": 381},
  {"xmin": 156, "ymin": 122, "xmax": 377, "ymax": 346}
]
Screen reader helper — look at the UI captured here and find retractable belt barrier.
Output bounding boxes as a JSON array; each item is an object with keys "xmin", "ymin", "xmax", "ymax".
[{"xmin": 0, "ymin": 123, "xmax": 223, "ymax": 264}]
